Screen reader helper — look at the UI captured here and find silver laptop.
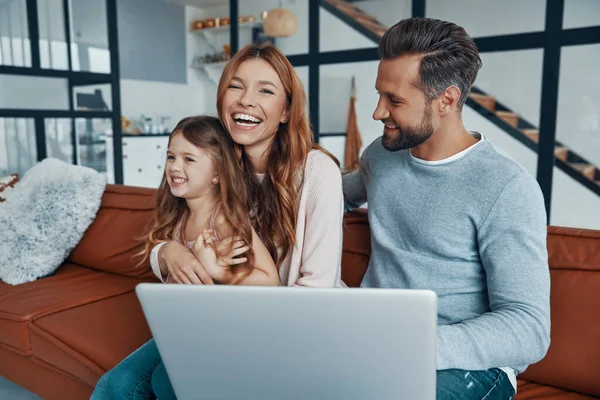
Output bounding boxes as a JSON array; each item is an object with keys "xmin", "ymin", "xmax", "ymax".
[{"xmin": 136, "ymin": 284, "xmax": 437, "ymax": 400}]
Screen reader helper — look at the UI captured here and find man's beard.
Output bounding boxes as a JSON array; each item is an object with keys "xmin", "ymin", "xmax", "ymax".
[{"xmin": 382, "ymin": 104, "xmax": 434, "ymax": 152}]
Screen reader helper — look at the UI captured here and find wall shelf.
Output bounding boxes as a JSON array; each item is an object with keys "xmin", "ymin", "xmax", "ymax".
[
  {"xmin": 191, "ymin": 61, "xmax": 229, "ymax": 84},
  {"xmin": 190, "ymin": 21, "xmax": 260, "ymax": 35}
]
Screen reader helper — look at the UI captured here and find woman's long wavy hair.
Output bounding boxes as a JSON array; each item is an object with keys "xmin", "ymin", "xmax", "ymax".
[
  {"xmin": 217, "ymin": 43, "xmax": 337, "ymax": 267},
  {"xmin": 139, "ymin": 116, "xmax": 254, "ymax": 272}
]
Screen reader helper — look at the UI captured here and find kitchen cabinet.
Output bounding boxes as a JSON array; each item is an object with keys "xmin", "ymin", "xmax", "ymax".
[{"xmin": 122, "ymin": 135, "xmax": 169, "ymax": 188}]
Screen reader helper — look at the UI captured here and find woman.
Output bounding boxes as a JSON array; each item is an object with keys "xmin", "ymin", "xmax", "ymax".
[{"xmin": 91, "ymin": 43, "xmax": 344, "ymax": 400}]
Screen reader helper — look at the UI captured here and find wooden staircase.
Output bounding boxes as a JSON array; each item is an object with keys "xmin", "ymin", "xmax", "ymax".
[
  {"xmin": 321, "ymin": 0, "xmax": 600, "ymax": 190},
  {"xmin": 470, "ymin": 93, "xmax": 600, "ymax": 186},
  {"xmin": 324, "ymin": 0, "xmax": 388, "ymax": 39}
]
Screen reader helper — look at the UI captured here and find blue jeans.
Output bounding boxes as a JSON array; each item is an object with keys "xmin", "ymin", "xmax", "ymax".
[
  {"xmin": 91, "ymin": 341, "xmax": 513, "ymax": 400},
  {"xmin": 91, "ymin": 339, "xmax": 176, "ymax": 400},
  {"xmin": 437, "ymin": 368, "xmax": 515, "ymax": 400}
]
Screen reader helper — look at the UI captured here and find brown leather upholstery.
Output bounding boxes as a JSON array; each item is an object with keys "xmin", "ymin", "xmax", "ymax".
[
  {"xmin": 0, "ymin": 186, "xmax": 598, "ymax": 399},
  {"xmin": 0, "ymin": 185, "xmax": 158, "ymax": 400},
  {"xmin": 519, "ymin": 227, "xmax": 600, "ymax": 398},
  {"xmin": 516, "ymin": 379, "xmax": 597, "ymax": 399},
  {"xmin": 68, "ymin": 185, "xmax": 157, "ymax": 278}
]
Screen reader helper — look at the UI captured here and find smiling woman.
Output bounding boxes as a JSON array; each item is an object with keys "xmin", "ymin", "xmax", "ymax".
[{"xmin": 214, "ymin": 43, "xmax": 345, "ymax": 275}]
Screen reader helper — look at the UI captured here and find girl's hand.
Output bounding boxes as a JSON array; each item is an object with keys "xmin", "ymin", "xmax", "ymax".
[
  {"xmin": 161, "ymin": 241, "xmax": 214, "ymax": 285},
  {"xmin": 193, "ymin": 230, "xmax": 251, "ymax": 283}
]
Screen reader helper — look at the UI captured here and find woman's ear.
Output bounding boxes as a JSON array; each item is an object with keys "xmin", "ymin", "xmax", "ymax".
[
  {"xmin": 280, "ymin": 109, "xmax": 290, "ymax": 124},
  {"xmin": 212, "ymin": 175, "xmax": 219, "ymax": 184}
]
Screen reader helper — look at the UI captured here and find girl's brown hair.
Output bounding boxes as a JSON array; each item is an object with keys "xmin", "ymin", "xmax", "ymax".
[
  {"xmin": 139, "ymin": 116, "xmax": 254, "ymax": 273},
  {"xmin": 216, "ymin": 43, "xmax": 337, "ymax": 267}
]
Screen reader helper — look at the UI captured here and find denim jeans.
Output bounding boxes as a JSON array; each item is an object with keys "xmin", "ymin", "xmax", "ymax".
[
  {"xmin": 91, "ymin": 340, "xmax": 513, "ymax": 400},
  {"xmin": 436, "ymin": 368, "xmax": 515, "ymax": 400},
  {"xmin": 90, "ymin": 339, "xmax": 177, "ymax": 400}
]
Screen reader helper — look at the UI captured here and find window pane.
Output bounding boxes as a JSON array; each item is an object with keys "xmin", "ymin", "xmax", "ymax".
[
  {"xmin": 563, "ymin": 0, "xmax": 600, "ymax": 29},
  {"xmin": 38, "ymin": 0, "xmax": 68, "ymax": 70},
  {"xmin": 556, "ymin": 43, "xmax": 600, "ymax": 181},
  {"xmin": 73, "ymin": 83, "xmax": 112, "ymax": 111},
  {"xmin": 0, "ymin": 117, "xmax": 36, "ymax": 177},
  {"xmin": 0, "ymin": 0, "xmax": 31, "ymax": 67},
  {"xmin": 427, "ymin": 0, "xmax": 546, "ymax": 37},
  {"xmin": 75, "ymin": 118, "xmax": 114, "ymax": 183},
  {"xmin": 246, "ymin": 0, "xmax": 307, "ymax": 56},
  {"xmin": 70, "ymin": 0, "xmax": 110, "ymax": 73},
  {"xmin": 320, "ymin": 0, "xmax": 384, "ymax": 52},
  {"xmin": 550, "ymin": 166, "xmax": 600, "ymax": 229},
  {"xmin": 45, "ymin": 118, "xmax": 73, "ymax": 164},
  {"xmin": 476, "ymin": 49, "xmax": 544, "ymax": 127},
  {"xmin": 320, "ymin": 61, "xmax": 379, "ymax": 165},
  {"xmin": 0, "ymin": 74, "xmax": 69, "ymax": 110}
]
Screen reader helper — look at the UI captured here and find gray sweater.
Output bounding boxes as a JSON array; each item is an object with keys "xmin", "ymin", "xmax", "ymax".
[{"xmin": 343, "ymin": 136, "xmax": 550, "ymax": 373}]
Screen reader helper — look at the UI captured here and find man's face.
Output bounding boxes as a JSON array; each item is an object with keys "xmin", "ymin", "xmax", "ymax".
[{"xmin": 374, "ymin": 56, "xmax": 435, "ymax": 152}]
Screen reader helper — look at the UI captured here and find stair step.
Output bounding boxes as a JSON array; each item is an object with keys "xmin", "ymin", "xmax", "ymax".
[
  {"xmin": 570, "ymin": 163, "xmax": 597, "ymax": 180},
  {"xmin": 358, "ymin": 20, "xmax": 387, "ymax": 36},
  {"xmin": 496, "ymin": 111, "xmax": 519, "ymax": 128},
  {"xmin": 326, "ymin": 0, "xmax": 362, "ymax": 14},
  {"xmin": 555, "ymin": 147, "xmax": 568, "ymax": 161},
  {"xmin": 335, "ymin": 4, "xmax": 377, "ymax": 22},
  {"xmin": 522, "ymin": 129, "xmax": 539, "ymax": 143},
  {"xmin": 470, "ymin": 93, "xmax": 496, "ymax": 112}
]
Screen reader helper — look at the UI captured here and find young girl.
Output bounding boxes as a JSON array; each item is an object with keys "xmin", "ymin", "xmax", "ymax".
[
  {"xmin": 91, "ymin": 116, "xmax": 278, "ymax": 400},
  {"xmin": 144, "ymin": 115, "xmax": 278, "ymax": 286}
]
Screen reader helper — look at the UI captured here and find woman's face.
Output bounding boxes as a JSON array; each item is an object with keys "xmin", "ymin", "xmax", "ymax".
[{"xmin": 221, "ymin": 58, "xmax": 289, "ymax": 155}]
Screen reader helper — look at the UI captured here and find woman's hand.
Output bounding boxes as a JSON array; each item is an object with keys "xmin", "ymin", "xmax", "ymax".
[
  {"xmin": 160, "ymin": 241, "xmax": 214, "ymax": 285},
  {"xmin": 193, "ymin": 230, "xmax": 251, "ymax": 283}
]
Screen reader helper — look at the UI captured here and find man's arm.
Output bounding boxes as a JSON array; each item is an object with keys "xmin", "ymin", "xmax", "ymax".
[
  {"xmin": 342, "ymin": 143, "xmax": 372, "ymax": 211},
  {"xmin": 437, "ymin": 173, "xmax": 550, "ymax": 371}
]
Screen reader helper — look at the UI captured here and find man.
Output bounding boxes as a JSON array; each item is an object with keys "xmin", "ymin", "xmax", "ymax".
[{"xmin": 343, "ymin": 17, "xmax": 550, "ymax": 399}]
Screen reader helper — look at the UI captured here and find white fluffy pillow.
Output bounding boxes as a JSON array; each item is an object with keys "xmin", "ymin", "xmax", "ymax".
[{"xmin": 0, "ymin": 158, "xmax": 106, "ymax": 285}]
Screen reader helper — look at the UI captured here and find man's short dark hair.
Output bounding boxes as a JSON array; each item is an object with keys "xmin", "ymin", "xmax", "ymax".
[{"xmin": 379, "ymin": 17, "xmax": 482, "ymax": 110}]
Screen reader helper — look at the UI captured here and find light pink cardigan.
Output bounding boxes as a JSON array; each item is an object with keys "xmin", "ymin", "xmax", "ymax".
[{"xmin": 150, "ymin": 150, "xmax": 344, "ymax": 287}]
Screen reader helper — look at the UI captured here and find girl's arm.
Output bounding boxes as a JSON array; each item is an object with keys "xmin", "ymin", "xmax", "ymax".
[
  {"xmin": 150, "ymin": 241, "xmax": 214, "ymax": 284},
  {"xmin": 234, "ymin": 226, "xmax": 279, "ymax": 286},
  {"xmin": 194, "ymin": 220, "xmax": 279, "ymax": 286}
]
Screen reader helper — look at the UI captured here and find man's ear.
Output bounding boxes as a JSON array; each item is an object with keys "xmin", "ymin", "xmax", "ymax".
[{"xmin": 438, "ymin": 86, "xmax": 461, "ymax": 115}]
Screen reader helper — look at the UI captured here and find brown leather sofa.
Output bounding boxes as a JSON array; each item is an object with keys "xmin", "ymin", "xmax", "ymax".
[{"xmin": 1, "ymin": 185, "xmax": 599, "ymax": 399}]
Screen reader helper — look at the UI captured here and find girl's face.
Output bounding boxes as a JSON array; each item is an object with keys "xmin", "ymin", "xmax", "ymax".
[
  {"xmin": 221, "ymin": 58, "xmax": 289, "ymax": 154},
  {"xmin": 165, "ymin": 132, "xmax": 217, "ymax": 199}
]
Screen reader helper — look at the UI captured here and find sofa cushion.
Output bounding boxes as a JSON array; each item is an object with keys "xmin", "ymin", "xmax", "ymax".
[
  {"xmin": 68, "ymin": 185, "xmax": 157, "ymax": 278},
  {"xmin": 0, "ymin": 263, "xmax": 146, "ymax": 354},
  {"xmin": 516, "ymin": 379, "xmax": 596, "ymax": 399},
  {"xmin": 520, "ymin": 227, "xmax": 600, "ymax": 397},
  {"xmin": 29, "ymin": 291, "xmax": 153, "ymax": 386}
]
